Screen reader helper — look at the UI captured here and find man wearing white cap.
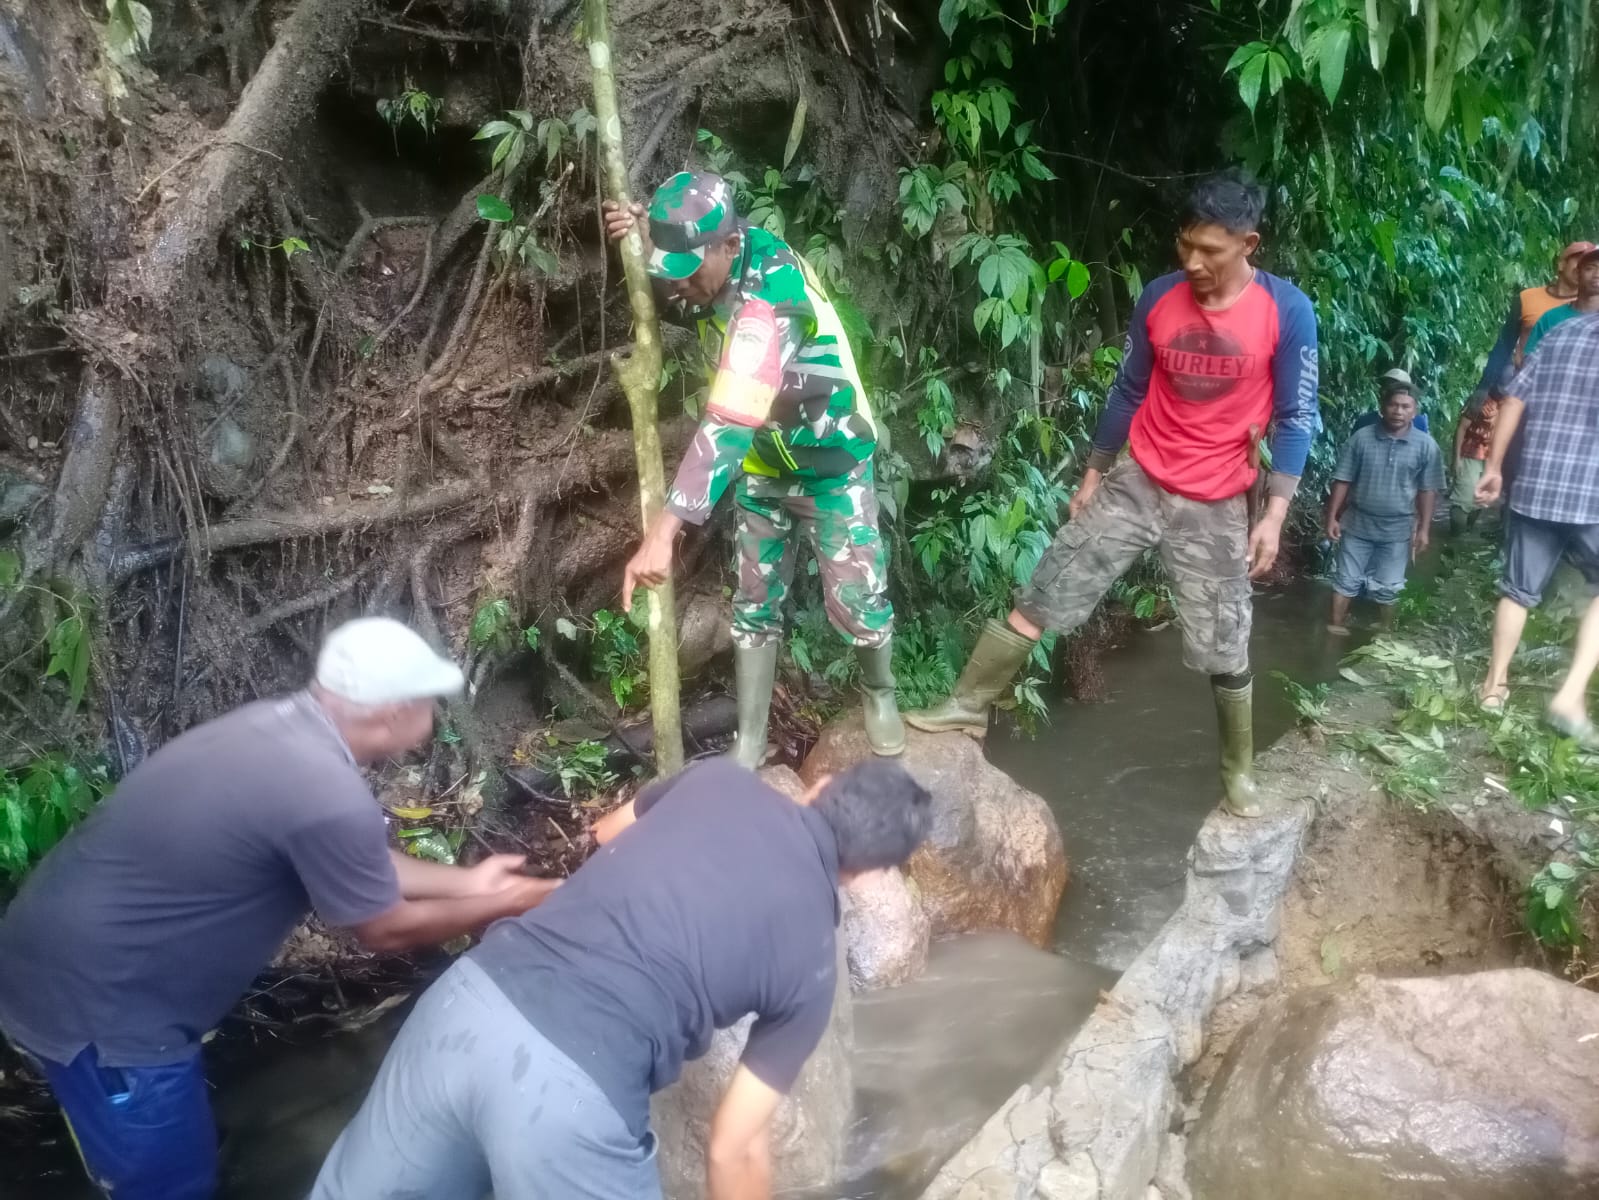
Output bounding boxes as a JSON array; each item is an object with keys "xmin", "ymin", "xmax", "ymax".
[{"xmin": 0, "ymin": 617, "xmax": 556, "ymax": 1200}]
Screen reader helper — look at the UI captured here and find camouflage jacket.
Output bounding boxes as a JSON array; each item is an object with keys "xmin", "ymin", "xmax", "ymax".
[{"xmin": 661, "ymin": 225, "xmax": 878, "ymax": 526}]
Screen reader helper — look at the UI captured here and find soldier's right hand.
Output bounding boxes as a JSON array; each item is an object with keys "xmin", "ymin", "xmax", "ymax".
[{"xmin": 602, "ymin": 200, "xmax": 646, "ymax": 244}]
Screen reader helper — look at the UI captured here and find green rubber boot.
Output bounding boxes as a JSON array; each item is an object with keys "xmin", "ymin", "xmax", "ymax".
[
  {"xmin": 727, "ymin": 642, "xmax": 779, "ymax": 770},
  {"xmin": 856, "ymin": 640, "xmax": 906, "ymax": 756},
  {"xmin": 1214, "ymin": 680, "xmax": 1267, "ymax": 818},
  {"xmin": 904, "ymin": 618, "xmax": 1036, "ymax": 736}
]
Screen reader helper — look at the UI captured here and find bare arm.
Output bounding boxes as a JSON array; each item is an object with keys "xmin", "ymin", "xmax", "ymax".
[
  {"xmin": 706, "ymin": 1065, "xmax": 782, "ymax": 1200},
  {"xmin": 1325, "ymin": 481, "xmax": 1351, "ymax": 539},
  {"xmin": 1453, "ymin": 416, "xmax": 1468, "ymax": 465},
  {"xmin": 1413, "ymin": 491, "xmax": 1436, "ymax": 555},
  {"xmin": 352, "ymin": 875, "xmax": 558, "ymax": 953},
  {"xmin": 591, "ymin": 799, "xmax": 638, "ymax": 847},
  {"xmin": 1475, "ymin": 395, "xmax": 1525, "ymax": 506},
  {"xmin": 389, "ymin": 850, "xmax": 530, "ymax": 900}
]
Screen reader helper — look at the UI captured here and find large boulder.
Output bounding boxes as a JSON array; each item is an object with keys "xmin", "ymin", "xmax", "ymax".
[
  {"xmin": 650, "ymin": 940, "xmax": 853, "ymax": 1199},
  {"xmin": 1188, "ymin": 969, "xmax": 1599, "ymax": 1199},
  {"xmin": 842, "ymin": 866, "xmax": 931, "ymax": 989},
  {"xmin": 801, "ymin": 715, "xmax": 1068, "ymax": 948}
]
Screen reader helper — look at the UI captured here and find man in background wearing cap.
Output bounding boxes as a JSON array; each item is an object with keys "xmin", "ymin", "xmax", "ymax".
[
  {"xmin": 1352, "ymin": 368, "xmax": 1432, "ymax": 434},
  {"xmin": 1522, "ymin": 245, "xmax": 1599, "ymax": 360},
  {"xmin": 0, "ymin": 617, "xmax": 557, "ymax": 1200},
  {"xmin": 602, "ymin": 172, "xmax": 903, "ymax": 767},
  {"xmin": 1325, "ymin": 381, "xmax": 1444, "ymax": 634}
]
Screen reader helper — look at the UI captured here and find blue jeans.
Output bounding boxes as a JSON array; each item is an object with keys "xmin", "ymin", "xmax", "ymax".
[
  {"xmin": 26, "ymin": 1043, "xmax": 217, "ymax": 1200},
  {"xmin": 1332, "ymin": 533, "xmax": 1409, "ymax": 606}
]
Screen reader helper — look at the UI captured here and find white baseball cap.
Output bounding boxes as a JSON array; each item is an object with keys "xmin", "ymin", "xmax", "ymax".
[{"xmin": 315, "ymin": 618, "xmax": 465, "ymax": 705}]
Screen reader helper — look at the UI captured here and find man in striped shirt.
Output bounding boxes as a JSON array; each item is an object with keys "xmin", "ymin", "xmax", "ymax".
[{"xmin": 1475, "ymin": 312, "xmax": 1599, "ymax": 742}]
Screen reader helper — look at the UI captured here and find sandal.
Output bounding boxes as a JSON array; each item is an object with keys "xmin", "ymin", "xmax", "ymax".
[
  {"xmin": 1545, "ymin": 708, "xmax": 1599, "ymax": 747},
  {"xmin": 1478, "ymin": 687, "xmax": 1509, "ymax": 713}
]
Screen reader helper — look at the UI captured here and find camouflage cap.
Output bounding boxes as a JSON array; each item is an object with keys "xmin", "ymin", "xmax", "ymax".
[{"xmin": 646, "ymin": 171, "xmax": 738, "ymax": 280}]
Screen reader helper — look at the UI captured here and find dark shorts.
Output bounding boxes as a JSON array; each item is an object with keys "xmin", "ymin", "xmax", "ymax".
[
  {"xmin": 1499, "ymin": 512, "xmax": 1599, "ymax": 608},
  {"xmin": 1014, "ymin": 459, "xmax": 1251, "ymax": 676},
  {"xmin": 22, "ymin": 1042, "xmax": 216, "ymax": 1200}
]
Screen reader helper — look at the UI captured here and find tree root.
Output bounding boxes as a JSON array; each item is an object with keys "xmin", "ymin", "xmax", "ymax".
[
  {"xmin": 244, "ymin": 558, "xmax": 382, "ymax": 633},
  {"xmin": 140, "ymin": 0, "xmax": 374, "ymax": 297}
]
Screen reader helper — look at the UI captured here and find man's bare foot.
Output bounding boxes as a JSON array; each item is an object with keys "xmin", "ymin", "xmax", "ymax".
[{"xmin": 1326, "ymin": 623, "xmax": 1350, "ymax": 637}]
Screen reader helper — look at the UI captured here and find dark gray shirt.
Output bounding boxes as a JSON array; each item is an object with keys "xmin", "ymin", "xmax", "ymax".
[
  {"xmin": 0, "ymin": 693, "xmax": 399, "ymax": 1066},
  {"xmin": 471, "ymin": 759, "xmax": 840, "ymax": 1137},
  {"xmin": 1333, "ymin": 422, "xmax": 1445, "ymax": 541}
]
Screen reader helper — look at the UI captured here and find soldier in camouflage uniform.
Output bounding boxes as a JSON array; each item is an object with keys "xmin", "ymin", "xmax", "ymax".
[{"xmin": 606, "ymin": 171, "xmax": 903, "ymax": 767}]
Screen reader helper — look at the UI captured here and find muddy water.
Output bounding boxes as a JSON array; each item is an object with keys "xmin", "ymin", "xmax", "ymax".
[
  {"xmin": 990, "ymin": 576, "xmax": 1350, "ymax": 970},
  {"xmin": 9, "ymin": 577, "xmax": 1355, "ymax": 1200}
]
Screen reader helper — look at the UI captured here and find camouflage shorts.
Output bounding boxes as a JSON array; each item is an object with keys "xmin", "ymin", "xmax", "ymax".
[
  {"xmin": 1015, "ymin": 459, "xmax": 1251, "ymax": 676},
  {"xmin": 731, "ymin": 460, "xmax": 894, "ymax": 649}
]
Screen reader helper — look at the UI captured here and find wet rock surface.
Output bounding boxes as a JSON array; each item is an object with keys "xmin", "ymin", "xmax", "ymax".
[
  {"xmin": 801, "ymin": 715, "xmax": 1069, "ymax": 948},
  {"xmin": 1187, "ymin": 969, "xmax": 1599, "ymax": 1200},
  {"xmin": 919, "ymin": 734, "xmax": 1328, "ymax": 1200},
  {"xmin": 651, "ymin": 942, "xmax": 852, "ymax": 1200},
  {"xmin": 842, "ymin": 867, "xmax": 931, "ymax": 990}
]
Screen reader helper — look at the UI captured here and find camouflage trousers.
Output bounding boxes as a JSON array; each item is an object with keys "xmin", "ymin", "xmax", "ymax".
[
  {"xmin": 1015, "ymin": 459, "xmax": 1251, "ymax": 676},
  {"xmin": 731, "ymin": 459, "xmax": 894, "ymax": 649}
]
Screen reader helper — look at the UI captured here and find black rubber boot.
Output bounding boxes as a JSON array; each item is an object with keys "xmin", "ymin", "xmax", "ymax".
[
  {"xmin": 727, "ymin": 642, "xmax": 779, "ymax": 769},
  {"xmin": 856, "ymin": 640, "xmax": 906, "ymax": 756},
  {"xmin": 904, "ymin": 619, "xmax": 1036, "ymax": 736}
]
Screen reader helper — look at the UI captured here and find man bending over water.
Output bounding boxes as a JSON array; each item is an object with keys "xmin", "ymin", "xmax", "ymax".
[{"xmin": 310, "ymin": 758, "xmax": 930, "ymax": 1200}]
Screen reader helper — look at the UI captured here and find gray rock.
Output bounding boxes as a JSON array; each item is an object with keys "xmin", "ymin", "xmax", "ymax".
[
  {"xmin": 1188, "ymin": 969, "xmax": 1599, "ymax": 1199},
  {"xmin": 802, "ymin": 715, "xmax": 1068, "ymax": 948},
  {"xmin": 842, "ymin": 866, "xmax": 930, "ymax": 989},
  {"xmin": 651, "ymin": 942, "xmax": 852, "ymax": 1199},
  {"xmin": 919, "ymin": 794, "xmax": 1313, "ymax": 1200},
  {"xmin": 1235, "ymin": 944, "xmax": 1278, "ymax": 994}
]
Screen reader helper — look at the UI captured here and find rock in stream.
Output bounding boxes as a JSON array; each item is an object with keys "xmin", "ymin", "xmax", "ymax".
[{"xmin": 1187, "ymin": 968, "xmax": 1599, "ymax": 1199}]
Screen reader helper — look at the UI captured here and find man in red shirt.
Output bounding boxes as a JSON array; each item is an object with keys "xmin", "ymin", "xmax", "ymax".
[{"xmin": 908, "ymin": 172, "xmax": 1319, "ymax": 818}]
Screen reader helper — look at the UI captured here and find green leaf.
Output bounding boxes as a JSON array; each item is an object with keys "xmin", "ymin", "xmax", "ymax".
[
  {"xmin": 476, "ymin": 195, "xmax": 514, "ymax": 223},
  {"xmin": 1316, "ymin": 23, "xmax": 1351, "ymax": 105},
  {"xmin": 1542, "ymin": 884, "xmax": 1565, "ymax": 909},
  {"xmin": 470, "ymin": 598, "xmax": 511, "ymax": 647},
  {"xmin": 938, "ymin": 0, "xmax": 961, "ymax": 39},
  {"xmin": 1547, "ymin": 862, "xmax": 1579, "ymax": 881},
  {"xmin": 1237, "ymin": 52, "xmax": 1269, "ymax": 114},
  {"xmin": 508, "ymin": 109, "xmax": 534, "ymax": 130},
  {"xmin": 474, "ymin": 120, "xmax": 516, "ymax": 141},
  {"xmin": 1065, "ymin": 260, "xmax": 1090, "ymax": 299},
  {"xmin": 1224, "ymin": 41, "xmax": 1267, "ymax": 75},
  {"xmin": 987, "ymin": 87, "xmax": 1012, "ymax": 139},
  {"xmin": 105, "ymin": 0, "xmax": 153, "ymax": 57},
  {"xmin": 524, "ymin": 625, "xmax": 542, "ymax": 651},
  {"xmin": 280, "ymin": 237, "xmax": 309, "ymax": 259}
]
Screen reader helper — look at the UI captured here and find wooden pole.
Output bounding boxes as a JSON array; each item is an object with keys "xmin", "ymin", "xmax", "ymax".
[{"xmin": 584, "ymin": 0, "xmax": 684, "ymax": 774}]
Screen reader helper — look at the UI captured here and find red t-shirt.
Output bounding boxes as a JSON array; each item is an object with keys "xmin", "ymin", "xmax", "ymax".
[{"xmin": 1094, "ymin": 270, "xmax": 1320, "ymax": 501}]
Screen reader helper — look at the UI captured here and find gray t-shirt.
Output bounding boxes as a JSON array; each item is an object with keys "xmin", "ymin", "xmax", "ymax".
[
  {"xmin": 1333, "ymin": 422, "xmax": 1445, "ymax": 541},
  {"xmin": 0, "ymin": 692, "xmax": 399, "ymax": 1066},
  {"xmin": 471, "ymin": 759, "xmax": 840, "ymax": 1137}
]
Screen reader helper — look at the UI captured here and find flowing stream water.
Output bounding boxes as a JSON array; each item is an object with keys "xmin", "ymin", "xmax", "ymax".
[{"xmin": 10, "ymin": 576, "xmax": 1360, "ymax": 1200}]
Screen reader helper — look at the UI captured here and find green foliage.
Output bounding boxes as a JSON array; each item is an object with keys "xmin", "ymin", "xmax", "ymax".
[
  {"xmin": 0, "ymin": 757, "xmax": 110, "ymax": 882},
  {"xmin": 1272, "ymin": 670, "xmax": 1331, "ymax": 725},
  {"xmin": 1526, "ymin": 859, "xmax": 1586, "ymax": 949},
  {"xmin": 378, "ymin": 85, "xmax": 443, "ymax": 147},
  {"xmin": 538, "ymin": 740, "xmax": 617, "ymax": 798},
  {"xmin": 898, "ymin": 162, "xmax": 967, "ymax": 238},
  {"xmin": 556, "ymin": 609, "xmax": 648, "ymax": 711},
  {"xmin": 475, "ymin": 109, "xmax": 595, "ymax": 177},
  {"xmin": 910, "ymin": 424, "xmax": 1067, "ymax": 619},
  {"xmin": 104, "ymin": 0, "xmax": 153, "ymax": 58},
  {"xmin": 45, "ymin": 605, "xmax": 92, "ymax": 710},
  {"xmin": 238, "ymin": 236, "xmax": 310, "ymax": 261},
  {"xmin": 398, "ymin": 825, "xmax": 459, "ymax": 864}
]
